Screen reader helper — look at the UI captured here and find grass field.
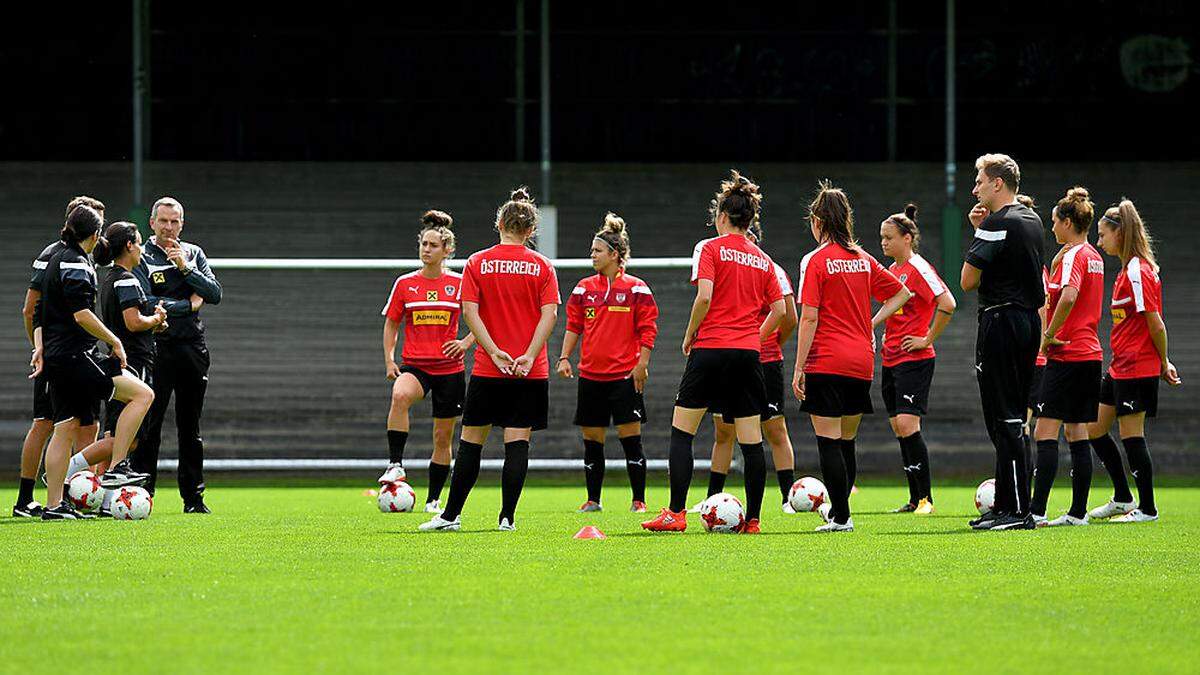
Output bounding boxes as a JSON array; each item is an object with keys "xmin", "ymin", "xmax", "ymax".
[{"xmin": 2, "ymin": 479, "xmax": 1198, "ymax": 674}]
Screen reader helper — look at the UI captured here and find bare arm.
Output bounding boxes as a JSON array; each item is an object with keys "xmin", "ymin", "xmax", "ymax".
[
  {"xmin": 682, "ymin": 279, "xmax": 713, "ymax": 355},
  {"xmin": 961, "ymin": 262, "xmax": 982, "ymax": 292},
  {"xmin": 776, "ymin": 294, "xmax": 798, "ymax": 347},
  {"xmin": 1146, "ymin": 311, "xmax": 1181, "ymax": 385},
  {"xmin": 758, "ymin": 298, "xmax": 786, "ymax": 344},
  {"xmin": 791, "ymin": 304, "xmax": 820, "ymax": 400},
  {"xmin": 22, "ymin": 289, "xmax": 39, "ymax": 346},
  {"xmin": 901, "ymin": 291, "xmax": 957, "ymax": 352},
  {"xmin": 122, "ymin": 304, "xmax": 167, "ymax": 333},
  {"xmin": 1041, "ymin": 286, "xmax": 1077, "ymax": 350},
  {"xmin": 872, "ymin": 288, "xmax": 913, "ymax": 329},
  {"xmin": 383, "ymin": 317, "xmax": 401, "ymax": 378},
  {"xmin": 556, "ymin": 329, "xmax": 581, "ymax": 378}
]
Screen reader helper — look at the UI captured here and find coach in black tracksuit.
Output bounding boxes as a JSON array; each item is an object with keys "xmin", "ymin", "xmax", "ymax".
[
  {"xmin": 961, "ymin": 155, "xmax": 1044, "ymax": 531},
  {"xmin": 131, "ymin": 198, "xmax": 223, "ymax": 511}
]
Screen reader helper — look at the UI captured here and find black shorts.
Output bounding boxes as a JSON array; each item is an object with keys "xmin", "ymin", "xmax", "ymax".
[
  {"xmin": 1099, "ymin": 373, "xmax": 1159, "ymax": 418},
  {"xmin": 1037, "ymin": 359, "xmax": 1101, "ymax": 423},
  {"xmin": 881, "ymin": 358, "xmax": 935, "ymax": 417},
  {"xmin": 103, "ymin": 359, "xmax": 154, "ymax": 435},
  {"xmin": 32, "ymin": 371, "xmax": 53, "ymax": 420},
  {"xmin": 574, "ymin": 376, "xmax": 647, "ymax": 427},
  {"xmin": 801, "ymin": 373, "xmax": 874, "ymax": 418},
  {"xmin": 45, "ymin": 352, "xmax": 120, "ymax": 425},
  {"xmin": 462, "ymin": 375, "xmax": 549, "ymax": 430},
  {"xmin": 1028, "ymin": 364, "xmax": 1046, "ymax": 412},
  {"xmin": 710, "ymin": 360, "xmax": 786, "ymax": 423},
  {"xmin": 675, "ymin": 348, "xmax": 766, "ymax": 420},
  {"xmin": 399, "ymin": 365, "xmax": 466, "ymax": 419}
]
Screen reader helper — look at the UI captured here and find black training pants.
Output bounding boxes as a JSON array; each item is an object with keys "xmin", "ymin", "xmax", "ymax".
[
  {"xmin": 133, "ymin": 340, "xmax": 211, "ymax": 502},
  {"xmin": 975, "ymin": 306, "xmax": 1039, "ymax": 515}
]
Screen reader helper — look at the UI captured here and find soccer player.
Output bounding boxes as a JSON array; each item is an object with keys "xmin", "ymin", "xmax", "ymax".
[
  {"xmin": 961, "ymin": 154, "xmax": 1045, "ymax": 531},
  {"xmin": 690, "ymin": 221, "xmax": 798, "ymax": 514},
  {"xmin": 793, "ymin": 182, "xmax": 910, "ymax": 533},
  {"xmin": 380, "ymin": 211, "xmax": 474, "ymax": 512},
  {"xmin": 39, "ymin": 206, "xmax": 155, "ymax": 519},
  {"xmin": 420, "ymin": 188, "xmax": 559, "ymax": 532},
  {"xmin": 641, "ymin": 171, "xmax": 785, "ymax": 534},
  {"xmin": 879, "ymin": 204, "xmax": 955, "ymax": 515},
  {"xmin": 131, "ymin": 197, "xmax": 223, "ymax": 513},
  {"xmin": 1087, "ymin": 200, "xmax": 1181, "ymax": 523},
  {"xmin": 1029, "ymin": 188, "xmax": 1105, "ymax": 527},
  {"xmin": 558, "ymin": 213, "xmax": 658, "ymax": 513},
  {"xmin": 1025, "ymin": 263, "xmax": 1050, "ymax": 488},
  {"xmin": 14, "ymin": 196, "xmax": 107, "ymax": 517}
]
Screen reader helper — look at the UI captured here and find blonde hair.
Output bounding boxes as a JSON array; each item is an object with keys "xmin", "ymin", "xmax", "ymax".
[
  {"xmin": 496, "ymin": 187, "xmax": 539, "ymax": 235},
  {"xmin": 418, "ymin": 210, "xmax": 456, "ymax": 263},
  {"xmin": 1101, "ymin": 199, "xmax": 1158, "ymax": 272},
  {"xmin": 594, "ymin": 212, "xmax": 631, "ymax": 265},
  {"xmin": 975, "ymin": 153, "xmax": 1021, "ymax": 193}
]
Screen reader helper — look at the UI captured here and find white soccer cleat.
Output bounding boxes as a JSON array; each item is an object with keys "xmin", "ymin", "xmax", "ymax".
[
  {"xmin": 1112, "ymin": 509, "xmax": 1158, "ymax": 523},
  {"xmin": 1088, "ymin": 499, "xmax": 1136, "ymax": 520},
  {"xmin": 816, "ymin": 518, "xmax": 854, "ymax": 532},
  {"xmin": 817, "ymin": 502, "xmax": 832, "ymax": 523},
  {"xmin": 378, "ymin": 463, "xmax": 406, "ymax": 485},
  {"xmin": 780, "ymin": 501, "xmax": 797, "ymax": 514},
  {"xmin": 688, "ymin": 500, "xmax": 706, "ymax": 514},
  {"xmin": 1032, "ymin": 514, "xmax": 1049, "ymax": 527},
  {"xmin": 498, "ymin": 518, "xmax": 515, "ymax": 532},
  {"xmin": 423, "ymin": 500, "xmax": 443, "ymax": 514},
  {"xmin": 1046, "ymin": 513, "xmax": 1089, "ymax": 527},
  {"xmin": 418, "ymin": 515, "xmax": 460, "ymax": 532}
]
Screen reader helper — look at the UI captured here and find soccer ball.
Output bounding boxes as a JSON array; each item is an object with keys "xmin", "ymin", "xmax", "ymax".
[
  {"xmin": 111, "ymin": 486, "xmax": 153, "ymax": 520},
  {"xmin": 378, "ymin": 480, "xmax": 416, "ymax": 513},
  {"xmin": 67, "ymin": 470, "xmax": 104, "ymax": 511},
  {"xmin": 788, "ymin": 476, "xmax": 828, "ymax": 513},
  {"xmin": 699, "ymin": 492, "xmax": 745, "ymax": 533},
  {"xmin": 975, "ymin": 479, "xmax": 996, "ymax": 514}
]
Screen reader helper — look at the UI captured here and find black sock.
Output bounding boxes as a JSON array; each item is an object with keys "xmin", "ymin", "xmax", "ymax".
[
  {"xmin": 619, "ymin": 435, "xmax": 647, "ymax": 503},
  {"xmin": 667, "ymin": 427, "xmax": 695, "ymax": 512},
  {"xmin": 426, "ymin": 461, "xmax": 450, "ymax": 503},
  {"xmin": 18, "ymin": 477, "xmax": 35, "ymax": 505},
  {"xmin": 499, "ymin": 440, "xmax": 530, "ymax": 524},
  {"xmin": 387, "ymin": 430, "xmax": 408, "ymax": 465},
  {"xmin": 707, "ymin": 470, "xmax": 727, "ymax": 497},
  {"xmin": 1067, "ymin": 440, "xmax": 1092, "ymax": 519},
  {"xmin": 1031, "ymin": 439, "xmax": 1059, "ymax": 517},
  {"xmin": 440, "ymin": 441, "xmax": 482, "ymax": 521},
  {"xmin": 582, "ymin": 439, "xmax": 605, "ymax": 503},
  {"xmin": 1122, "ymin": 436, "xmax": 1156, "ymax": 516},
  {"xmin": 817, "ymin": 436, "xmax": 850, "ymax": 524},
  {"xmin": 1091, "ymin": 434, "xmax": 1133, "ymax": 503},
  {"xmin": 841, "ymin": 438, "xmax": 857, "ymax": 494},
  {"xmin": 740, "ymin": 442, "xmax": 765, "ymax": 521},
  {"xmin": 896, "ymin": 436, "xmax": 918, "ymax": 504},
  {"xmin": 903, "ymin": 432, "xmax": 933, "ymax": 502},
  {"xmin": 776, "ymin": 468, "xmax": 794, "ymax": 503},
  {"xmin": 1023, "ymin": 430, "xmax": 1035, "ymax": 490}
]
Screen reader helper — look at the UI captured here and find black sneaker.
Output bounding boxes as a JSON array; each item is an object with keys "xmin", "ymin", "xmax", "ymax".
[
  {"xmin": 989, "ymin": 512, "xmax": 1036, "ymax": 530},
  {"xmin": 100, "ymin": 459, "xmax": 150, "ymax": 489},
  {"xmin": 96, "ymin": 504, "xmax": 113, "ymax": 519},
  {"xmin": 892, "ymin": 502, "xmax": 918, "ymax": 513},
  {"xmin": 970, "ymin": 510, "xmax": 1001, "ymax": 530},
  {"xmin": 183, "ymin": 500, "xmax": 211, "ymax": 514},
  {"xmin": 13, "ymin": 500, "xmax": 45, "ymax": 518},
  {"xmin": 42, "ymin": 500, "xmax": 93, "ymax": 520}
]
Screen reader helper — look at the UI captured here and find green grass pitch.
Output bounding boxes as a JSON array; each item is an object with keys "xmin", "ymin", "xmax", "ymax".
[{"xmin": 2, "ymin": 480, "xmax": 1198, "ymax": 673}]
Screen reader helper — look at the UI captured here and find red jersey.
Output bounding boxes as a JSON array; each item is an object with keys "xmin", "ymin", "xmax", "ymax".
[
  {"xmin": 689, "ymin": 234, "xmax": 784, "ymax": 351},
  {"xmin": 758, "ymin": 262, "xmax": 794, "ymax": 363},
  {"xmin": 1036, "ymin": 267, "xmax": 1049, "ymax": 367},
  {"xmin": 1109, "ymin": 256, "xmax": 1164, "ymax": 379},
  {"xmin": 882, "ymin": 254, "xmax": 947, "ymax": 367},
  {"xmin": 565, "ymin": 272, "xmax": 658, "ymax": 381},
  {"xmin": 1046, "ymin": 242, "xmax": 1104, "ymax": 362},
  {"xmin": 382, "ymin": 270, "xmax": 465, "ymax": 376},
  {"xmin": 459, "ymin": 243, "xmax": 560, "ymax": 380},
  {"xmin": 798, "ymin": 242, "xmax": 904, "ymax": 380}
]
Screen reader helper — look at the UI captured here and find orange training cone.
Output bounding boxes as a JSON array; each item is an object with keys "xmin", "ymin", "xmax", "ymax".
[{"xmin": 574, "ymin": 526, "xmax": 606, "ymax": 540}]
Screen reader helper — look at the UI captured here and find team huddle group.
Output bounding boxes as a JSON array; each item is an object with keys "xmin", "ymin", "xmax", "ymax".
[{"xmin": 381, "ymin": 155, "xmax": 1179, "ymax": 534}]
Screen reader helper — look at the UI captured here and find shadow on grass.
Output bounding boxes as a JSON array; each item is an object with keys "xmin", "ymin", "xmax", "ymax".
[{"xmin": 873, "ymin": 529, "xmax": 987, "ymax": 536}]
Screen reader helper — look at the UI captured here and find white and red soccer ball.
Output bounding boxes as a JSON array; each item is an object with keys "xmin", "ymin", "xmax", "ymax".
[
  {"xmin": 788, "ymin": 476, "xmax": 829, "ymax": 513},
  {"xmin": 377, "ymin": 480, "xmax": 416, "ymax": 513},
  {"xmin": 111, "ymin": 486, "xmax": 153, "ymax": 520},
  {"xmin": 67, "ymin": 470, "xmax": 104, "ymax": 511},
  {"xmin": 699, "ymin": 492, "xmax": 745, "ymax": 533},
  {"xmin": 975, "ymin": 479, "xmax": 996, "ymax": 514}
]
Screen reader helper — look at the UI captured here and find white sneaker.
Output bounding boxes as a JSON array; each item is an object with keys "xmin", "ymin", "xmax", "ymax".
[
  {"xmin": 418, "ymin": 515, "xmax": 460, "ymax": 532},
  {"xmin": 816, "ymin": 518, "xmax": 854, "ymax": 532},
  {"xmin": 688, "ymin": 500, "xmax": 706, "ymax": 514},
  {"xmin": 378, "ymin": 463, "xmax": 406, "ymax": 485},
  {"xmin": 1088, "ymin": 499, "xmax": 1136, "ymax": 520},
  {"xmin": 817, "ymin": 503, "xmax": 832, "ymax": 523},
  {"xmin": 1046, "ymin": 513, "xmax": 1089, "ymax": 527},
  {"xmin": 781, "ymin": 501, "xmax": 797, "ymax": 514},
  {"xmin": 1032, "ymin": 514, "xmax": 1049, "ymax": 527},
  {"xmin": 498, "ymin": 517, "xmax": 516, "ymax": 532},
  {"xmin": 423, "ymin": 500, "xmax": 443, "ymax": 514},
  {"xmin": 1112, "ymin": 509, "xmax": 1158, "ymax": 523}
]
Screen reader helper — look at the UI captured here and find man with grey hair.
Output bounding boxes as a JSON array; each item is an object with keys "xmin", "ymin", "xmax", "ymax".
[{"xmin": 131, "ymin": 196, "xmax": 223, "ymax": 512}]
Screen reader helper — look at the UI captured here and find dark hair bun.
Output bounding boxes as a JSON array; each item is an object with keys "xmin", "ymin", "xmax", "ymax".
[
  {"xmin": 420, "ymin": 210, "xmax": 453, "ymax": 229},
  {"xmin": 92, "ymin": 238, "xmax": 114, "ymax": 266},
  {"xmin": 510, "ymin": 186, "xmax": 533, "ymax": 203},
  {"xmin": 904, "ymin": 203, "xmax": 918, "ymax": 221}
]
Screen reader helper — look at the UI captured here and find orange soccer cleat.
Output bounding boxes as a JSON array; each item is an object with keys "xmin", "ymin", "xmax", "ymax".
[
  {"xmin": 630, "ymin": 500, "xmax": 648, "ymax": 513},
  {"xmin": 641, "ymin": 508, "xmax": 687, "ymax": 532},
  {"xmin": 740, "ymin": 518, "xmax": 761, "ymax": 534}
]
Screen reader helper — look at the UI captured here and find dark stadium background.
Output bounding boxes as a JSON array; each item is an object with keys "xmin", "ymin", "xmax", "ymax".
[{"xmin": 1, "ymin": 1, "xmax": 1196, "ymax": 475}]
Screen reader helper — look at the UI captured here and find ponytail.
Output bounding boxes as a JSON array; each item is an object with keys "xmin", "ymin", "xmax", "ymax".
[
  {"xmin": 1103, "ymin": 199, "xmax": 1157, "ymax": 272},
  {"xmin": 93, "ymin": 222, "xmax": 139, "ymax": 266},
  {"xmin": 885, "ymin": 203, "xmax": 920, "ymax": 251}
]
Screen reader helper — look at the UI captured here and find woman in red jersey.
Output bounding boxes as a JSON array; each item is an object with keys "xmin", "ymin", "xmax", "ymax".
[
  {"xmin": 879, "ymin": 204, "xmax": 956, "ymax": 515},
  {"xmin": 380, "ymin": 211, "xmax": 474, "ymax": 512},
  {"xmin": 1086, "ymin": 199, "xmax": 1181, "ymax": 524},
  {"xmin": 692, "ymin": 221, "xmax": 799, "ymax": 514},
  {"xmin": 558, "ymin": 213, "xmax": 658, "ymax": 513},
  {"xmin": 420, "ymin": 188, "xmax": 560, "ymax": 533},
  {"xmin": 642, "ymin": 171, "xmax": 785, "ymax": 534},
  {"xmin": 793, "ymin": 181, "xmax": 911, "ymax": 533},
  {"xmin": 1029, "ymin": 188, "xmax": 1105, "ymax": 527}
]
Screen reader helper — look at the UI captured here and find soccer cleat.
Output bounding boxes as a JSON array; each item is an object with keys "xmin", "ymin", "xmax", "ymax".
[
  {"xmin": 630, "ymin": 500, "xmax": 647, "ymax": 513},
  {"xmin": 423, "ymin": 500, "xmax": 443, "ymax": 514},
  {"xmin": 641, "ymin": 508, "xmax": 687, "ymax": 532},
  {"xmin": 969, "ymin": 511, "xmax": 999, "ymax": 530},
  {"xmin": 740, "ymin": 518, "xmax": 761, "ymax": 534},
  {"xmin": 687, "ymin": 500, "xmax": 706, "ymax": 514},
  {"xmin": 183, "ymin": 500, "xmax": 211, "ymax": 514},
  {"xmin": 1032, "ymin": 514, "xmax": 1049, "ymax": 527},
  {"xmin": 498, "ymin": 518, "xmax": 516, "ymax": 532},
  {"xmin": 577, "ymin": 500, "xmax": 603, "ymax": 513},
  {"xmin": 1112, "ymin": 509, "xmax": 1158, "ymax": 523},
  {"xmin": 1046, "ymin": 513, "xmax": 1089, "ymax": 527},
  {"xmin": 12, "ymin": 501, "xmax": 44, "ymax": 518},
  {"xmin": 41, "ymin": 500, "xmax": 90, "ymax": 520},
  {"xmin": 818, "ymin": 502, "xmax": 832, "ymax": 523},
  {"xmin": 99, "ymin": 459, "xmax": 150, "ymax": 489},
  {"xmin": 378, "ymin": 462, "xmax": 406, "ymax": 485},
  {"xmin": 892, "ymin": 502, "xmax": 917, "ymax": 513},
  {"xmin": 96, "ymin": 505, "xmax": 114, "ymax": 519},
  {"xmin": 989, "ymin": 513, "xmax": 1036, "ymax": 530},
  {"xmin": 780, "ymin": 501, "xmax": 796, "ymax": 514},
  {"xmin": 1088, "ymin": 499, "xmax": 1136, "ymax": 520},
  {"xmin": 418, "ymin": 515, "xmax": 461, "ymax": 532},
  {"xmin": 914, "ymin": 498, "xmax": 934, "ymax": 515},
  {"xmin": 816, "ymin": 519, "xmax": 854, "ymax": 532}
]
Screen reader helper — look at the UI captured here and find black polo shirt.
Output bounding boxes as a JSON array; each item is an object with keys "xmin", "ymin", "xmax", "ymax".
[
  {"xmin": 40, "ymin": 242, "xmax": 99, "ymax": 359},
  {"xmin": 100, "ymin": 266, "xmax": 156, "ymax": 366},
  {"xmin": 964, "ymin": 203, "xmax": 1045, "ymax": 310}
]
